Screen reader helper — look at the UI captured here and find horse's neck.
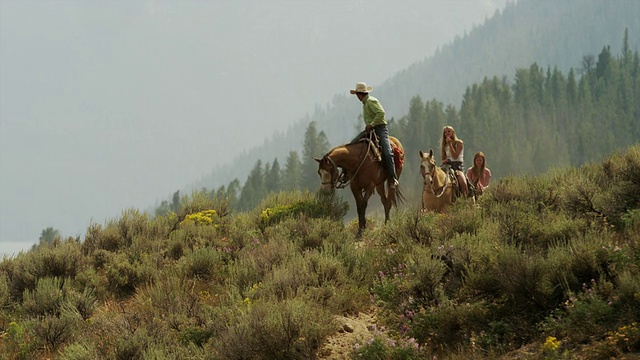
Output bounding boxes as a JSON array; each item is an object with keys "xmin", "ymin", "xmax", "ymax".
[
  {"xmin": 329, "ymin": 143, "xmax": 367, "ymax": 170},
  {"xmin": 432, "ymin": 167, "xmax": 448, "ymax": 189}
]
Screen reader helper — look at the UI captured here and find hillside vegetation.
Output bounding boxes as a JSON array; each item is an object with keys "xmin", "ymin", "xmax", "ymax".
[{"xmin": 1, "ymin": 143, "xmax": 639, "ymax": 359}]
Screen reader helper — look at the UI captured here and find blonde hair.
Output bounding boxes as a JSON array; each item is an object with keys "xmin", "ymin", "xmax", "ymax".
[{"xmin": 440, "ymin": 126, "xmax": 462, "ymax": 160}]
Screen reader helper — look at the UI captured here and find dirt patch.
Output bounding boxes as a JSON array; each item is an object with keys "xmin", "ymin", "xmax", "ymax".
[{"xmin": 317, "ymin": 307, "xmax": 381, "ymax": 359}]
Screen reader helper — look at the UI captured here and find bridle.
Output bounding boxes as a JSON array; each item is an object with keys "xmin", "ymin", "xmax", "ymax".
[
  {"xmin": 321, "ymin": 133, "xmax": 374, "ymax": 190},
  {"xmin": 321, "ymin": 155, "xmax": 340, "ymax": 188},
  {"xmin": 421, "ymin": 158, "xmax": 450, "ymax": 198}
]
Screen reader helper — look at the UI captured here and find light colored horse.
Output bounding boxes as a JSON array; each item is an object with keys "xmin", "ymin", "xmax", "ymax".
[
  {"xmin": 419, "ymin": 149, "xmax": 455, "ymax": 212},
  {"xmin": 315, "ymin": 136, "xmax": 405, "ymax": 237}
]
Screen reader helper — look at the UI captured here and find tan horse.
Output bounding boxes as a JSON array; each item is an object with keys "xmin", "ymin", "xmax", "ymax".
[
  {"xmin": 315, "ymin": 136, "xmax": 405, "ymax": 237},
  {"xmin": 419, "ymin": 149, "xmax": 455, "ymax": 212}
]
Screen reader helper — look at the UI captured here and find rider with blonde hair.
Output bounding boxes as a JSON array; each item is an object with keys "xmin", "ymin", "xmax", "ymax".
[{"xmin": 441, "ymin": 125, "xmax": 470, "ymax": 197}]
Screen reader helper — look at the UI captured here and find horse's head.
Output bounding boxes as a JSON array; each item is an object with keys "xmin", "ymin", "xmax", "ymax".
[
  {"xmin": 419, "ymin": 149, "xmax": 437, "ymax": 180},
  {"xmin": 314, "ymin": 155, "xmax": 339, "ymax": 192}
]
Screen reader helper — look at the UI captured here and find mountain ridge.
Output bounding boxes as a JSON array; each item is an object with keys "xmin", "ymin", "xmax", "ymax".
[{"xmin": 183, "ymin": 0, "xmax": 640, "ymax": 199}]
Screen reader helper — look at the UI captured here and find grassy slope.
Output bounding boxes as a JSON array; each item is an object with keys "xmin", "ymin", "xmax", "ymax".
[{"xmin": 1, "ymin": 143, "xmax": 639, "ymax": 359}]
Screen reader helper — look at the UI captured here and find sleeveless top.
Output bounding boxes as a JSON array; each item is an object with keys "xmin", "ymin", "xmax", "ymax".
[{"xmin": 445, "ymin": 143, "xmax": 464, "ymax": 164}]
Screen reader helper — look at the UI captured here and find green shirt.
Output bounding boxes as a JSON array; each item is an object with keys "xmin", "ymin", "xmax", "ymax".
[{"xmin": 362, "ymin": 94, "xmax": 387, "ymax": 127}]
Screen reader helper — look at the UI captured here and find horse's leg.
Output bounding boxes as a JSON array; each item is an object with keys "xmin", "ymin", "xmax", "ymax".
[
  {"xmin": 351, "ymin": 186, "xmax": 367, "ymax": 237},
  {"xmin": 376, "ymin": 183, "xmax": 391, "ymax": 223}
]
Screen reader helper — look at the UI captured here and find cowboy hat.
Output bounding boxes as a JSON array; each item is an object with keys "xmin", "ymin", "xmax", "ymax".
[{"xmin": 350, "ymin": 82, "xmax": 373, "ymax": 94}]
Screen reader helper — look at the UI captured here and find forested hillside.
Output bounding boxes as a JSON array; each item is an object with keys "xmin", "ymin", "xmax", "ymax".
[
  {"xmin": 172, "ymin": 29, "xmax": 639, "ymax": 215},
  {"xmin": 181, "ymin": 0, "xmax": 640, "ymax": 206}
]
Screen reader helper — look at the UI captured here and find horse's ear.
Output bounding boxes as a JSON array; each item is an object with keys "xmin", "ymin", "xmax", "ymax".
[
  {"xmin": 314, "ymin": 157, "xmax": 322, "ymax": 163},
  {"xmin": 419, "ymin": 150, "xmax": 424, "ymax": 157},
  {"xmin": 429, "ymin": 149, "xmax": 434, "ymax": 157}
]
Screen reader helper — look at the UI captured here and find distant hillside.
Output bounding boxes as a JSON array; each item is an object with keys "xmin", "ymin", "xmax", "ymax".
[{"xmin": 187, "ymin": 0, "xmax": 640, "ymax": 195}]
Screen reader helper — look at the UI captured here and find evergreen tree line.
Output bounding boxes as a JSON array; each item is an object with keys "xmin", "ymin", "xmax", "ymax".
[{"xmin": 158, "ymin": 31, "xmax": 639, "ymax": 215}]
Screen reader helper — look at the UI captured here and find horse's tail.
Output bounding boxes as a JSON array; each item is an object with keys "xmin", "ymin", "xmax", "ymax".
[{"xmin": 390, "ymin": 184, "xmax": 406, "ymax": 208}]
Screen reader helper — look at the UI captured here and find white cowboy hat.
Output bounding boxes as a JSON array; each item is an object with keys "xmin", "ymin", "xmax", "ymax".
[{"xmin": 350, "ymin": 82, "xmax": 373, "ymax": 94}]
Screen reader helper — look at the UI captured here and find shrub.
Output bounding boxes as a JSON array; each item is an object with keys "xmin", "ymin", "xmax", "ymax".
[
  {"xmin": 209, "ymin": 299, "xmax": 333, "ymax": 360},
  {"xmin": 405, "ymin": 247, "xmax": 448, "ymax": 302},
  {"xmin": 66, "ymin": 287, "xmax": 97, "ymax": 320},
  {"xmin": 58, "ymin": 342, "xmax": 99, "ymax": 360},
  {"xmin": 31, "ymin": 312, "xmax": 79, "ymax": 352},
  {"xmin": 106, "ymin": 254, "xmax": 145, "ymax": 298},
  {"xmin": 489, "ymin": 247, "xmax": 556, "ymax": 315},
  {"xmin": 410, "ymin": 298, "xmax": 488, "ymax": 352},
  {"xmin": 5, "ymin": 240, "xmax": 84, "ymax": 301},
  {"xmin": 83, "ymin": 209, "xmax": 160, "ymax": 254},
  {"xmin": 257, "ymin": 191, "xmax": 348, "ymax": 232},
  {"xmin": 540, "ymin": 281, "xmax": 616, "ymax": 344},
  {"xmin": 21, "ymin": 277, "xmax": 68, "ymax": 317},
  {"xmin": 0, "ymin": 271, "xmax": 9, "ymax": 308},
  {"xmin": 3, "ymin": 321, "xmax": 37, "ymax": 359},
  {"xmin": 615, "ymin": 270, "xmax": 640, "ymax": 316},
  {"xmin": 179, "ymin": 247, "xmax": 225, "ymax": 281},
  {"xmin": 115, "ymin": 328, "xmax": 152, "ymax": 360},
  {"xmin": 352, "ymin": 333, "xmax": 427, "ymax": 360}
]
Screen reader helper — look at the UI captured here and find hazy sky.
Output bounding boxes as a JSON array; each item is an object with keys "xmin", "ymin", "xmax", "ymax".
[{"xmin": 0, "ymin": 0, "xmax": 508, "ymax": 255}]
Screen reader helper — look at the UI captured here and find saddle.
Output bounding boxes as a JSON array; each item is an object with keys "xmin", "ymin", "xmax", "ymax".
[
  {"xmin": 337, "ymin": 134, "xmax": 404, "ymax": 187},
  {"xmin": 441, "ymin": 163, "xmax": 475, "ymax": 199},
  {"xmin": 362, "ymin": 133, "xmax": 404, "ymax": 171}
]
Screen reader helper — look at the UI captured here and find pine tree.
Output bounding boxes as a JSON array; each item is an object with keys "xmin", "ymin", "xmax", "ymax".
[
  {"xmin": 238, "ymin": 160, "xmax": 265, "ymax": 211},
  {"xmin": 282, "ymin": 151, "xmax": 303, "ymax": 191},
  {"xmin": 39, "ymin": 227, "xmax": 60, "ymax": 245},
  {"xmin": 301, "ymin": 121, "xmax": 330, "ymax": 189},
  {"xmin": 265, "ymin": 158, "xmax": 282, "ymax": 194}
]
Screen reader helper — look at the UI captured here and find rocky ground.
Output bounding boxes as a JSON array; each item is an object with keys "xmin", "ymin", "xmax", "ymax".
[{"xmin": 317, "ymin": 307, "xmax": 380, "ymax": 359}]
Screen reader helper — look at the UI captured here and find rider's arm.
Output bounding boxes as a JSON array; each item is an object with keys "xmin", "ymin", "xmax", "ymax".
[
  {"xmin": 483, "ymin": 168, "xmax": 492, "ymax": 188},
  {"xmin": 449, "ymin": 140, "xmax": 463, "ymax": 160}
]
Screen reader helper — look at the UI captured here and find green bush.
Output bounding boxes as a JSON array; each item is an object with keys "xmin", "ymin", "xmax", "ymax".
[
  {"xmin": 352, "ymin": 334, "xmax": 428, "ymax": 359},
  {"xmin": 21, "ymin": 277, "xmax": 68, "ymax": 317},
  {"xmin": 179, "ymin": 247, "xmax": 225, "ymax": 281},
  {"xmin": 115, "ymin": 328, "xmax": 152, "ymax": 360},
  {"xmin": 209, "ymin": 299, "xmax": 333, "ymax": 360},
  {"xmin": 540, "ymin": 280, "xmax": 616, "ymax": 343},
  {"xmin": 106, "ymin": 254, "xmax": 145, "ymax": 298},
  {"xmin": 31, "ymin": 312, "xmax": 79, "ymax": 351},
  {"xmin": 0, "ymin": 271, "xmax": 9, "ymax": 308},
  {"xmin": 3, "ymin": 321, "xmax": 37, "ymax": 360},
  {"xmin": 4, "ymin": 240, "xmax": 84, "ymax": 301},
  {"xmin": 58, "ymin": 342, "xmax": 99, "ymax": 360},
  {"xmin": 257, "ymin": 191, "xmax": 348, "ymax": 232}
]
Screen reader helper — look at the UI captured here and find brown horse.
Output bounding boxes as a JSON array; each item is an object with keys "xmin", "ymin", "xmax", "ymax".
[
  {"xmin": 315, "ymin": 136, "xmax": 405, "ymax": 237},
  {"xmin": 419, "ymin": 149, "xmax": 455, "ymax": 212}
]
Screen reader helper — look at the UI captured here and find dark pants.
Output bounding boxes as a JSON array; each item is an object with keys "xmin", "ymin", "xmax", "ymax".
[{"xmin": 351, "ymin": 125, "xmax": 397, "ymax": 181}]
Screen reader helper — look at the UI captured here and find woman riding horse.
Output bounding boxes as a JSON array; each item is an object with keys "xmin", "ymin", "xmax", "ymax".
[{"xmin": 420, "ymin": 148, "xmax": 455, "ymax": 212}]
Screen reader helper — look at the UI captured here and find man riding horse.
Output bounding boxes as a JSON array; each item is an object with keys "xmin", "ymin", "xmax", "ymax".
[{"xmin": 340, "ymin": 82, "xmax": 399, "ymax": 189}]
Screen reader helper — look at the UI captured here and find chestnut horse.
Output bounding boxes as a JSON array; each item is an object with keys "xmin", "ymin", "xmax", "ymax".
[
  {"xmin": 315, "ymin": 136, "xmax": 405, "ymax": 237},
  {"xmin": 419, "ymin": 149, "xmax": 455, "ymax": 212}
]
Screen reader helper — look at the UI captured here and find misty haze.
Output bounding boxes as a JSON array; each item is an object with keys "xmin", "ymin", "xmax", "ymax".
[{"xmin": 0, "ymin": 0, "xmax": 508, "ymax": 256}]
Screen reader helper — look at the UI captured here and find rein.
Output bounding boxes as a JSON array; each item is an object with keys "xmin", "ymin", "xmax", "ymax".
[
  {"xmin": 424, "ymin": 163, "xmax": 450, "ymax": 198},
  {"xmin": 329, "ymin": 132, "xmax": 374, "ymax": 189}
]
